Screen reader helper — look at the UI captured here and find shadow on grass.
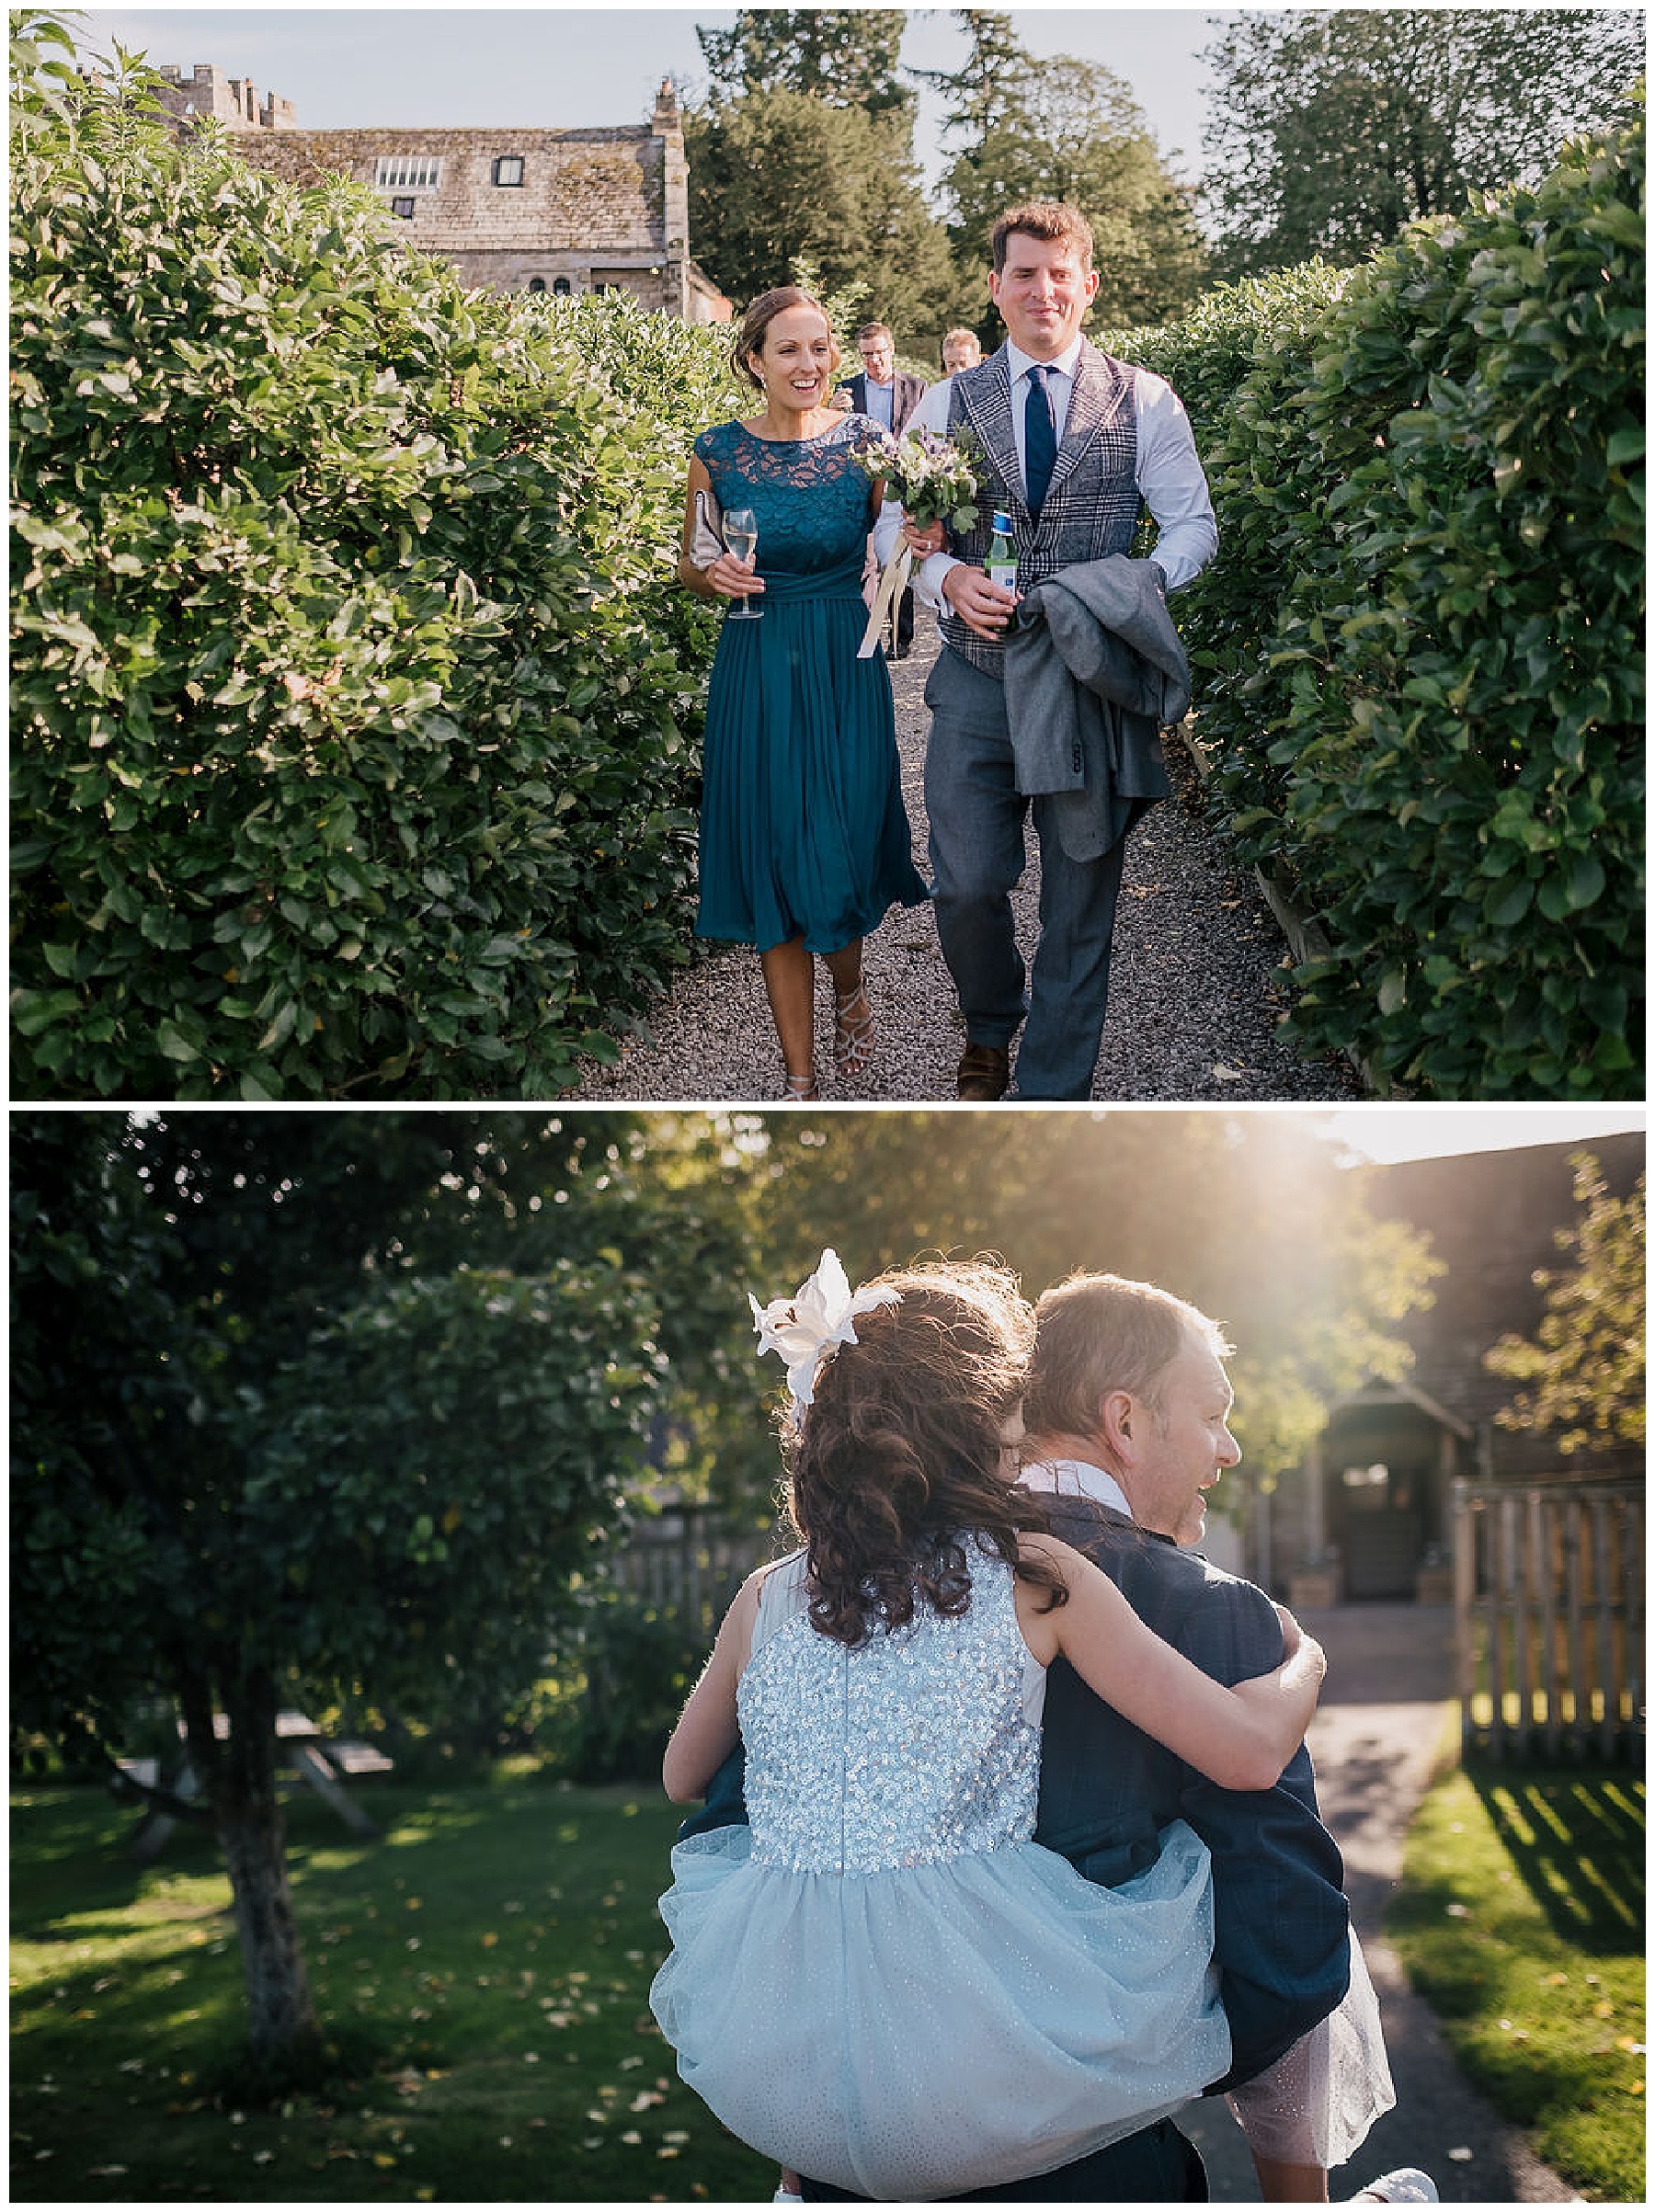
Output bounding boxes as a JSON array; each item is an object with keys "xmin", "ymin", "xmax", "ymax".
[{"xmin": 1467, "ymin": 1762, "xmax": 1645, "ymax": 1953}]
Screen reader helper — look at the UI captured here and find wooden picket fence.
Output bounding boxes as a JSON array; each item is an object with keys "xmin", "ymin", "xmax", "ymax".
[
  {"xmin": 1452, "ymin": 1477, "xmax": 1645, "ymax": 1762},
  {"xmin": 608, "ymin": 1516, "xmax": 778, "ymax": 1636}
]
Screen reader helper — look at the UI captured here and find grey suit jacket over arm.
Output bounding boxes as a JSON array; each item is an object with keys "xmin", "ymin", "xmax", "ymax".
[
  {"xmin": 1035, "ymin": 1495, "xmax": 1352, "ymax": 2092},
  {"xmin": 1000, "ymin": 553, "xmax": 1189, "ymax": 862}
]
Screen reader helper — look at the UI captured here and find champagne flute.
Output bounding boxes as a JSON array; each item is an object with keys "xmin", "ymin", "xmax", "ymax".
[{"xmin": 723, "ymin": 507, "xmax": 761, "ymax": 621}]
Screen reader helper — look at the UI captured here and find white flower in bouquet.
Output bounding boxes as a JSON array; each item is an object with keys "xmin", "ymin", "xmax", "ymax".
[
  {"xmin": 856, "ymin": 426, "xmax": 984, "ymax": 534},
  {"xmin": 852, "ymin": 428, "xmax": 985, "ymax": 656}
]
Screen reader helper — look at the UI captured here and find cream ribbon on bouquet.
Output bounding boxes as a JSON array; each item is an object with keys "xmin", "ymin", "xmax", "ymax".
[
  {"xmin": 854, "ymin": 426, "xmax": 985, "ymax": 660},
  {"xmin": 858, "ymin": 541, "xmax": 914, "ymax": 659}
]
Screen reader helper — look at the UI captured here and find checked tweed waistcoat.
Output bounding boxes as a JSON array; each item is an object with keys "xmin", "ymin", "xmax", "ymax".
[{"xmin": 942, "ymin": 341, "xmax": 1142, "ymax": 680}]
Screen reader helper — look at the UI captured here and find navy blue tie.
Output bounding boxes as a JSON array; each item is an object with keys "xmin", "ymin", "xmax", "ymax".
[{"xmin": 1023, "ymin": 363, "xmax": 1058, "ymax": 517}]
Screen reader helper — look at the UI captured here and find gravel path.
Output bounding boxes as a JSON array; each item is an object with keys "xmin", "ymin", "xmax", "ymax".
[{"xmin": 569, "ymin": 622, "xmax": 1364, "ymax": 1104}]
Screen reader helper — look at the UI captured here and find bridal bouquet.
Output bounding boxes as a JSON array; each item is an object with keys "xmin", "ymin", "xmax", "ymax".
[{"xmin": 854, "ymin": 426, "xmax": 984, "ymax": 657}]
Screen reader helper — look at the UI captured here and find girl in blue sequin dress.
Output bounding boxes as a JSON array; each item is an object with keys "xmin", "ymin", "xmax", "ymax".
[
  {"xmin": 650, "ymin": 1257, "xmax": 1328, "ymax": 2202},
  {"xmin": 679, "ymin": 290, "xmax": 928, "ymax": 1100}
]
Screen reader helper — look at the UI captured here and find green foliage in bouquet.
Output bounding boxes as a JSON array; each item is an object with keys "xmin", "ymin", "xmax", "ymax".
[
  {"xmin": 1105, "ymin": 111, "xmax": 1644, "ymax": 1099},
  {"xmin": 11, "ymin": 40, "xmax": 741, "ymax": 1099}
]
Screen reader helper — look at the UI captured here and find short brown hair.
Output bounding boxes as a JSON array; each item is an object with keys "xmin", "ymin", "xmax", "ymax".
[
  {"xmin": 1022, "ymin": 1272, "xmax": 1231, "ymax": 1441},
  {"xmin": 991, "ymin": 201, "xmax": 1095, "ymax": 275},
  {"xmin": 732, "ymin": 286, "xmax": 840, "ymax": 393},
  {"xmin": 781, "ymin": 1259, "xmax": 1064, "ymax": 1647},
  {"xmin": 856, "ymin": 321, "xmax": 894, "ymax": 345}
]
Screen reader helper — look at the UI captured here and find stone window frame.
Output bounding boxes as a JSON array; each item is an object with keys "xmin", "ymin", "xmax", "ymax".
[
  {"xmin": 374, "ymin": 154, "xmax": 441, "ymax": 192},
  {"xmin": 389, "ymin": 195, "xmax": 416, "ymax": 222},
  {"xmin": 493, "ymin": 154, "xmax": 526, "ymax": 188}
]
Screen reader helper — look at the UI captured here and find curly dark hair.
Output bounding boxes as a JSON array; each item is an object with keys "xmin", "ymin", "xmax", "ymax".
[{"xmin": 778, "ymin": 1259, "xmax": 1067, "ymax": 1648}]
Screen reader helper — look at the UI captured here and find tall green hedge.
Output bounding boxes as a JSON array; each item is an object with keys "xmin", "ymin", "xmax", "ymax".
[
  {"xmin": 11, "ymin": 70, "xmax": 738, "ymax": 1098},
  {"xmin": 1111, "ymin": 114, "xmax": 1644, "ymax": 1099}
]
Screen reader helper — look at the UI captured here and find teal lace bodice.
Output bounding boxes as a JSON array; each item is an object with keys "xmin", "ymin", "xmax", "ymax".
[{"xmin": 694, "ymin": 415, "xmax": 879, "ymax": 593}]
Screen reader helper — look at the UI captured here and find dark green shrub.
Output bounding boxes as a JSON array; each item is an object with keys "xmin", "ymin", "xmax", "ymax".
[
  {"xmin": 11, "ymin": 69, "xmax": 739, "ymax": 1098},
  {"xmin": 1105, "ymin": 117, "xmax": 1643, "ymax": 1098},
  {"xmin": 559, "ymin": 1587, "xmax": 717, "ymax": 1784}
]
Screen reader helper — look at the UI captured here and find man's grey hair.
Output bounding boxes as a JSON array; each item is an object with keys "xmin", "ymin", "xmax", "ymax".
[{"xmin": 1023, "ymin": 1272, "xmax": 1232, "ymax": 1439}]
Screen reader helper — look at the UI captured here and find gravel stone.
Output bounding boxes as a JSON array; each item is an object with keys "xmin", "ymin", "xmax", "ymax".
[{"xmin": 569, "ymin": 621, "xmax": 1364, "ymax": 1105}]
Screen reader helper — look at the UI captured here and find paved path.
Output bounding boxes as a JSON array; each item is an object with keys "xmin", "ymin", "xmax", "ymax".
[
  {"xmin": 569, "ymin": 623, "xmax": 1364, "ymax": 1104},
  {"xmin": 1184, "ymin": 1605, "xmax": 1581, "ymax": 2203}
]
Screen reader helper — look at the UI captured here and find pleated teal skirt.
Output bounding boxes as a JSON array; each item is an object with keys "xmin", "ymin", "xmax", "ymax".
[{"xmin": 695, "ymin": 565, "xmax": 929, "ymax": 955}]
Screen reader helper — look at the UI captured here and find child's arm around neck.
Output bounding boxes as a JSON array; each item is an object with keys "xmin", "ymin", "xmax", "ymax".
[{"xmin": 1014, "ymin": 1534, "xmax": 1324, "ymax": 1793}]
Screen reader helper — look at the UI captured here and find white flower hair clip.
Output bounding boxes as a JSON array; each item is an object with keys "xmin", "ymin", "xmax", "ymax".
[{"xmin": 748, "ymin": 1248, "xmax": 902, "ymax": 1416}]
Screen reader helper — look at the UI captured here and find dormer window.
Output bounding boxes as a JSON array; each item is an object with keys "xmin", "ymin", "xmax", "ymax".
[
  {"xmin": 374, "ymin": 154, "xmax": 441, "ymax": 191},
  {"xmin": 493, "ymin": 154, "xmax": 525, "ymax": 187}
]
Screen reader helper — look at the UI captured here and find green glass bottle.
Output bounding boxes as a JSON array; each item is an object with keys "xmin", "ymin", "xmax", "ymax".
[{"xmin": 985, "ymin": 508, "xmax": 1017, "ymax": 594}]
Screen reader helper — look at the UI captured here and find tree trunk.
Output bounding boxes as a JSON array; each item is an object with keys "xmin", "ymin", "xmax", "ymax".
[{"xmin": 181, "ymin": 1661, "xmax": 322, "ymax": 2068}]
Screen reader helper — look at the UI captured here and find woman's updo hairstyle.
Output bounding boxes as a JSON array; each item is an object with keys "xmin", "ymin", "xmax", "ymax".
[
  {"xmin": 781, "ymin": 1259, "xmax": 1064, "ymax": 1648},
  {"xmin": 731, "ymin": 285, "xmax": 840, "ymax": 394}
]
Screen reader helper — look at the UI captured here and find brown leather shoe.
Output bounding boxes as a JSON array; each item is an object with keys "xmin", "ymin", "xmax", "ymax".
[{"xmin": 955, "ymin": 1042, "xmax": 1010, "ymax": 1101}]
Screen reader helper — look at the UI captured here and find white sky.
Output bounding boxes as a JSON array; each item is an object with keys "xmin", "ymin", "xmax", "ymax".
[{"xmin": 80, "ymin": 6, "xmax": 1219, "ymax": 188}]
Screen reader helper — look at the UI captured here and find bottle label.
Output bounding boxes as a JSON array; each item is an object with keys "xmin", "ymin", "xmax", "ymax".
[{"xmin": 986, "ymin": 556, "xmax": 1018, "ymax": 592}]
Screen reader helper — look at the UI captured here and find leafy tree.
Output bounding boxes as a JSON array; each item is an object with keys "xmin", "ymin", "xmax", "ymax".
[
  {"xmin": 751, "ymin": 1109, "xmax": 1439, "ymax": 1488},
  {"xmin": 696, "ymin": 7, "xmax": 913, "ymax": 121},
  {"xmin": 944, "ymin": 53, "xmax": 1208, "ymax": 327},
  {"xmin": 913, "ymin": 7, "xmax": 1031, "ymax": 143},
  {"xmin": 924, "ymin": 16, "xmax": 1206, "ymax": 332},
  {"xmin": 11, "ymin": 1112, "xmax": 673, "ymax": 2077},
  {"xmin": 684, "ymin": 86, "xmax": 961, "ymax": 349},
  {"xmin": 1485, "ymin": 1154, "xmax": 1647, "ymax": 1455},
  {"xmin": 1200, "ymin": 7, "xmax": 1646, "ymax": 273}
]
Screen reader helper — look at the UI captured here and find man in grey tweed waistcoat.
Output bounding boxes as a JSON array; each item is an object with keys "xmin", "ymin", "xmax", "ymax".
[{"xmin": 875, "ymin": 203, "xmax": 1217, "ymax": 1099}]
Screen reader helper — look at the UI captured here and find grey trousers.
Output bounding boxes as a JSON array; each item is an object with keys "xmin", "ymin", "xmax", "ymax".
[{"xmin": 922, "ymin": 646, "xmax": 1130, "ymax": 1100}]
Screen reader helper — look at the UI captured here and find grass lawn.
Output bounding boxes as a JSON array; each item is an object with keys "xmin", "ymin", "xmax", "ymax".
[
  {"xmin": 1388, "ymin": 1758, "xmax": 1646, "ymax": 2203},
  {"xmin": 11, "ymin": 1776, "xmax": 774, "ymax": 2203}
]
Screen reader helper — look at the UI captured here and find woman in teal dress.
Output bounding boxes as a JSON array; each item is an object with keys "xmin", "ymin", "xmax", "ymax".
[{"xmin": 679, "ymin": 288, "xmax": 929, "ymax": 1100}]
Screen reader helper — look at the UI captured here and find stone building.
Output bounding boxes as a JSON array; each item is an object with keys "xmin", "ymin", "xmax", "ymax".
[
  {"xmin": 153, "ymin": 65, "xmax": 730, "ymax": 322},
  {"xmin": 1250, "ymin": 1131, "xmax": 1645, "ymax": 1603},
  {"xmin": 154, "ymin": 61, "xmax": 296, "ymax": 132}
]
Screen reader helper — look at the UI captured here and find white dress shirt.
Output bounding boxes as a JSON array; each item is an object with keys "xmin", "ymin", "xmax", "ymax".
[
  {"xmin": 873, "ymin": 342, "xmax": 1217, "ymax": 598},
  {"xmin": 1017, "ymin": 1456, "xmax": 1135, "ymax": 1517}
]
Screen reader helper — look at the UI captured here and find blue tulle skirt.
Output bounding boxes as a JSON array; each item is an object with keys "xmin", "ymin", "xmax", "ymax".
[{"xmin": 650, "ymin": 1818, "xmax": 1230, "ymax": 2201}]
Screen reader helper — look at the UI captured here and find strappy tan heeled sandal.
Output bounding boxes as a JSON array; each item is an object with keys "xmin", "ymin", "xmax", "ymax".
[{"xmin": 833, "ymin": 984, "xmax": 875, "ymax": 1079}]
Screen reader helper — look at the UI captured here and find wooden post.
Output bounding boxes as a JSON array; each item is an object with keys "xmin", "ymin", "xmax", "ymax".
[
  {"xmin": 1592, "ymin": 1498, "xmax": 1616, "ymax": 1761},
  {"xmin": 1512, "ymin": 1490, "xmax": 1535, "ymax": 1756},
  {"xmin": 1625, "ymin": 1492, "xmax": 1645, "ymax": 1762},
  {"xmin": 1451, "ymin": 1478, "xmax": 1476, "ymax": 1759},
  {"xmin": 1563, "ymin": 1494, "xmax": 1587, "ymax": 1757},
  {"xmin": 1488, "ymin": 1497, "xmax": 1509, "ymax": 1760},
  {"xmin": 1533, "ymin": 1491, "xmax": 1559, "ymax": 1761}
]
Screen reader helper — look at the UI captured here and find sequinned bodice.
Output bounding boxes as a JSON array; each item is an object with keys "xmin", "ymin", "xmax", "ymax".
[
  {"xmin": 738, "ymin": 1547, "xmax": 1042, "ymax": 1876},
  {"xmin": 694, "ymin": 415, "xmax": 879, "ymax": 589}
]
